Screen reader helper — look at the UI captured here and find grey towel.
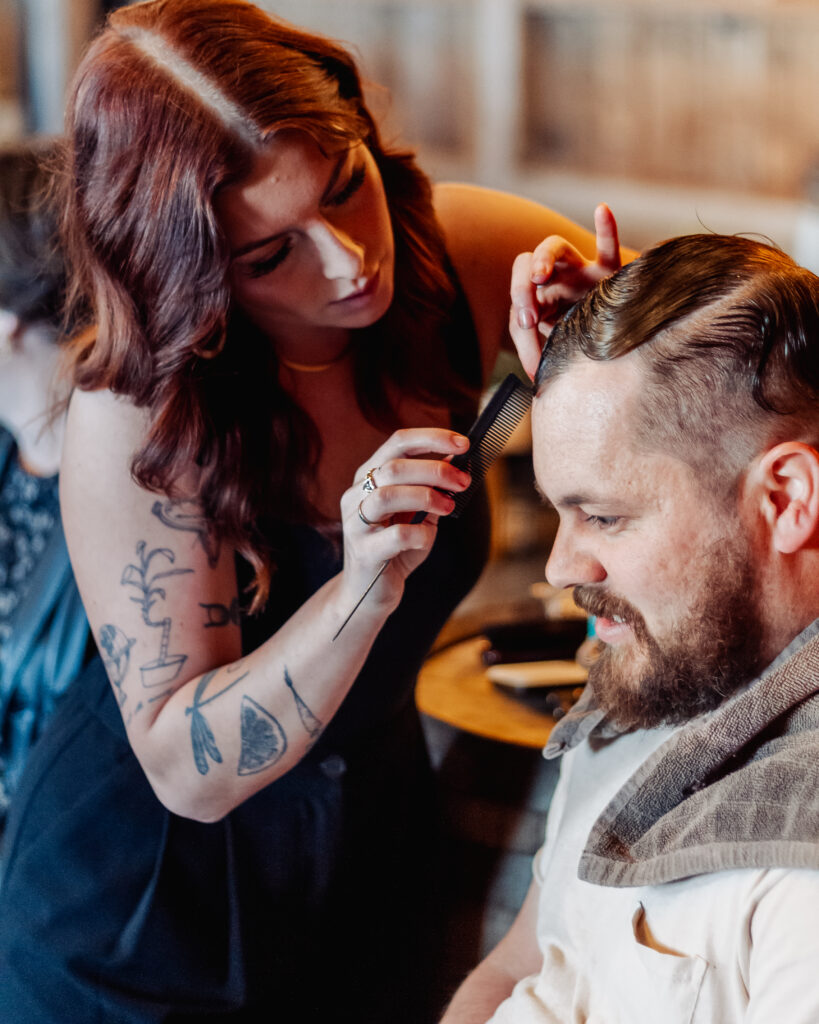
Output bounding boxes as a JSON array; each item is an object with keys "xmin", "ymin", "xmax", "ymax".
[{"xmin": 545, "ymin": 620, "xmax": 819, "ymax": 887}]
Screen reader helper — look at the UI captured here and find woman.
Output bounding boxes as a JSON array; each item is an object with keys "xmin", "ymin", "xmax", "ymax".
[
  {"xmin": 0, "ymin": 140, "xmax": 91, "ymax": 832},
  {"xmin": 0, "ymin": 1, "xmax": 623, "ymax": 1020}
]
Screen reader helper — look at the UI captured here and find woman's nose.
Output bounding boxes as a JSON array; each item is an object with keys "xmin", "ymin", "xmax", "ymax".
[
  {"xmin": 545, "ymin": 526, "xmax": 606, "ymax": 591},
  {"xmin": 311, "ymin": 219, "xmax": 365, "ymax": 280}
]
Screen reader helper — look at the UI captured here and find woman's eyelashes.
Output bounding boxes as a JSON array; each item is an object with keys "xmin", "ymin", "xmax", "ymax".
[
  {"xmin": 327, "ymin": 163, "xmax": 366, "ymax": 207},
  {"xmin": 243, "ymin": 164, "xmax": 367, "ymax": 279},
  {"xmin": 247, "ymin": 238, "xmax": 293, "ymax": 279}
]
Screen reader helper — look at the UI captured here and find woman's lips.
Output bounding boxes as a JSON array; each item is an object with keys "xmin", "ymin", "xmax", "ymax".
[{"xmin": 333, "ymin": 267, "xmax": 380, "ymax": 305}]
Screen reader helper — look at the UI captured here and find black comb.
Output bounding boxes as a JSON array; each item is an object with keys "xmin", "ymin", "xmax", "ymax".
[
  {"xmin": 426, "ymin": 372, "xmax": 533, "ymax": 520},
  {"xmin": 332, "ymin": 374, "xmax": 533, "ymax": 640}
]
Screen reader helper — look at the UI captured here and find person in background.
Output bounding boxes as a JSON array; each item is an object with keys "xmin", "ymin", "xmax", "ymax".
[
  {"xmin": 441, "ymin": 232, "xmax": 819, "ymax": 1023},
  {"xmin": 0, "ymin": 140, "xmax": 91, "ymax": 836},
  {"xmin": 0, "ymin": 1, "xmax": 630, "ymax": 1020}
]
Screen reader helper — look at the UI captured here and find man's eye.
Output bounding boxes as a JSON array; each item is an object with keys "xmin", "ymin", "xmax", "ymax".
[
  {"xmin": 584, "ymin": 514, "xmax": 619, "ymax": 528},
  {"xmin": 246, "ymin": 239, "xmax": 293, "ymax": 278},
  {"xmin": 327, "ymin": 164, "xmax": 366, "ymax": 207}
]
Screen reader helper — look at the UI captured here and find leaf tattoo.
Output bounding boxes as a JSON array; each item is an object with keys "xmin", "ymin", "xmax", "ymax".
[
  {"xmin": 98, "ymin": 623, "xmax": 135, "ymax": 700},
  {"xmin": 284, "ymin": 666, "xmax": 322, "ymax": 740}
]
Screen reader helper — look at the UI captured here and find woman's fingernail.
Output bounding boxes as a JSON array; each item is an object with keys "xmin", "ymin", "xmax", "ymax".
[
  {"xmin": 517, "ymin": 308, "xmax": 536, "ymax": 329},
  {"xmin": 453, "ymin": 434, "xmax": 469, "ymax": 449}
]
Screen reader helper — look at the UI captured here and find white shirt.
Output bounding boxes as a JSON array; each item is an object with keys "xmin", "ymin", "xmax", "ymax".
[{"xmin": 489, "ymin": 724, "xmax": 819, "ymax": 1024}]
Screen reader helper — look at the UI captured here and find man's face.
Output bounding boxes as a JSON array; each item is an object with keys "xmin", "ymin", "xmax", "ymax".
[{"xmin": 532, "ymin": 354, "xmax": 768, "ymax": 730}]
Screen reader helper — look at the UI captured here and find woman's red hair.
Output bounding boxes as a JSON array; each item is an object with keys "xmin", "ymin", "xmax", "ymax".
[{"xmin": 61, "ymin": 0, "xmax": 474, "ymax": 610}]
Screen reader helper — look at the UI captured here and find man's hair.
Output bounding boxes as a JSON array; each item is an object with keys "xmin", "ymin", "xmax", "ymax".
[{"xmin": 536, "ymin": 234, "xmax": 819, "ymax": 494}]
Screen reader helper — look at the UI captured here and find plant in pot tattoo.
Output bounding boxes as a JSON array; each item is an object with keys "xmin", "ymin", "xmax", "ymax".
[{"xmin": 122, "ymin": 540, "xmax": 193, "ymax": 689}]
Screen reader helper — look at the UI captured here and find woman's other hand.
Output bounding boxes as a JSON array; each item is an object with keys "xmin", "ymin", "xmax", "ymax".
[{"xmin": 509, "ymin": 203, "xmax": 622, "ymax": 380}]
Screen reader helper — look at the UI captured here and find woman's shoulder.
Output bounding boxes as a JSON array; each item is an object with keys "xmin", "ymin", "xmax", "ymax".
[
  {"xmin": 433, "ymin": 182, "xmax": 597, "ymax": 237},
  {"xmin": 64, "ymin": 387, "xmax": 148, "ymax": 449},
  {"xmin": 433, "ymin": 182, "xmax": 599, "ymax": 280},
  {"xmin": 432, "ymin": 184, "xmax": 546, "ymax": 377},
  {"xmin": 61, "ymin": 387, "xmax": 151, "ymax": 494},
  {"xmin": 432, "ymin": 183, "xmax": 600, "ymax": 377}
]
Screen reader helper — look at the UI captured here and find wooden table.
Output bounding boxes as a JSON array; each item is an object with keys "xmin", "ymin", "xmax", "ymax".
[{"xmin": 416, "ymin": 635, "xmax": 586, "ymax": 749}]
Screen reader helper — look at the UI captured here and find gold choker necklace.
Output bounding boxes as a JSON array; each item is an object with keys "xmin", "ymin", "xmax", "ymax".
[{"xmin": 279, "ymin": 346, "xmax": 351, "ymax": 373}]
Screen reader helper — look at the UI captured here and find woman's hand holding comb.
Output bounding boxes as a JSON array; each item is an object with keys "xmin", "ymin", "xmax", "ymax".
[{"xmin": 335, "ymin": 428, "xmax": 471, "ymax": 629}]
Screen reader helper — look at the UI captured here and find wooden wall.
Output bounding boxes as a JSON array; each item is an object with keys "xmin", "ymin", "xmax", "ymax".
[
  {"xmin": 4, "ymin": 0, "xmax": 817, "ymax": 254},
  {"xmin": 522, "ymin": 3, "xmax": 819, "ymax": 199},
  {"xmin": 0, "ymin": 0, "xmax": 24, "ymax": 139},
  {"xmin": 263, "ymin": 0, "xmax": 819, "ymax": 254}
]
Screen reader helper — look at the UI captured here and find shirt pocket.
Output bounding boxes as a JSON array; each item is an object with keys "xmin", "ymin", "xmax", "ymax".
[{"xmin": 598, "ymin": 903, "xmax": 709, "ymax": 1024}]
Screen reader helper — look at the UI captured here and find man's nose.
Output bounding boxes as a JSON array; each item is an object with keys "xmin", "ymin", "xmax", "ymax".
[
  {"xmin": 545, "ymin": 526, "xmax": 606, "ymax": 591},
  {"xmin": 311, "ymin": 219, "xmax": 365, "ymax": 280}
]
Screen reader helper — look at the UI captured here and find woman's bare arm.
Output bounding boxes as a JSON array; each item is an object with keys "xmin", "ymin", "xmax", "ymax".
[{"xmin": 61, "ymin": 387, "xmax": 471, "ymax": 822}]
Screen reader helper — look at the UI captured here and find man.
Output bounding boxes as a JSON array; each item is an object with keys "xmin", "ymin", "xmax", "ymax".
[{"xmin": 442, "ymin": 233, "xmax": 819, "ymax": 1023}]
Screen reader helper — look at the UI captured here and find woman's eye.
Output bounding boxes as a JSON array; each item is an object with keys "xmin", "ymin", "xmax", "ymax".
[
  {"xmin": 246, "ymin": 238, "xmax": 293, "ymax": 278},
  {"xmin": 327, "ymin": 164, "xmax": 366, "ymax": 208}
]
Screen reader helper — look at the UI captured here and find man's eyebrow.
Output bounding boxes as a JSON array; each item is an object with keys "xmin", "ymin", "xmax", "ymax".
[
  {"xmin": 557, "ymin": 494, "xmax": 595, "ymax": 508},
  {"xmin": 533, "ymin": 482, "xmax": 602, "ymax": 510},
  {"xmin": 231, "ymin": 151, "xmax": 348, "ymax": 259}
]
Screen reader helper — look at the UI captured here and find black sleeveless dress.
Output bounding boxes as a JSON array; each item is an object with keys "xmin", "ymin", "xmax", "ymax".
[{"xmin": 0, "ymin": 307, "xmax": 491, "ymax": 1023}]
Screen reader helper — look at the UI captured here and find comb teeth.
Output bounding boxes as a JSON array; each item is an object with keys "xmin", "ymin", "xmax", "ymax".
[{"xmin": 450, "ymin": 374, "xmax": 533, "ymax": 518}]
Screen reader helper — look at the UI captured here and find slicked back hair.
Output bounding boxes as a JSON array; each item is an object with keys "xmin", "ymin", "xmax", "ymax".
[{"xmin": 535, "ymin": 234, "xmax": 819, "ymax": 496}]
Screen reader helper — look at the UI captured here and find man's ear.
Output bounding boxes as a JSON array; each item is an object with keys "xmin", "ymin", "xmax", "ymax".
[{"xmin": 756, "ymin": 442, "xmax": 819, "ymax": 554}]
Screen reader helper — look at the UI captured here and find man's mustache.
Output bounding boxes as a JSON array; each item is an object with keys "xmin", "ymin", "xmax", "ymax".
[{"xmin": 572, "ymin": 585, "xmax": 652, "ymax": 644}]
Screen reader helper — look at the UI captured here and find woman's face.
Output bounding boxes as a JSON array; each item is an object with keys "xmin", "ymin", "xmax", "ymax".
[{"xmin": 215, "ymin": 131, "xmax": 395, "ymax": 355}]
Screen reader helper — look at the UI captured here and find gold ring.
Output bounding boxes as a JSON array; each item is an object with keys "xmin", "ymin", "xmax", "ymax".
[
  {"xmin": 357, "ymin": 500, "xmax": 376, "ymax": 526},
  {"xmin": 362, "ymin": 468, "xmax": 379, "ymax": 494}
]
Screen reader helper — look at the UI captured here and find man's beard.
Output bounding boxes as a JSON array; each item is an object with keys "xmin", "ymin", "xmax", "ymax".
[{"xmin": 572, "ymin": 536, "xmax": 768, "ymax": 731}]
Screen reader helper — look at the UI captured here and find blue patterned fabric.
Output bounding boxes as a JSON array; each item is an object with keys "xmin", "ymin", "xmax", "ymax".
[
  {"xmin": 0, "ymin": 431, "xmax": 60, "ymax": 635},
  {"xmin": 0, "ymin": 426, "xmax": 91, "ymax": 825}
]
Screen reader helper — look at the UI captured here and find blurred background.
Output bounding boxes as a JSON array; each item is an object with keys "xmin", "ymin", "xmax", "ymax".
[
  {"xmin": 4, "ymin": 0, "xmax": 819, "ymax": 974},
  {"xmin": 5, "ymin": 0, "xmax": 819, "ymax": 260}
]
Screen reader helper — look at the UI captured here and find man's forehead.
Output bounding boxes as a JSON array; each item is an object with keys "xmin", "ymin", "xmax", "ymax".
[
  {"xmin": 533, "ymin": 355, "xmax": 644, "ymax": 441},
  {"xmin": 531, "ymin": 355, "xmax": 661, "ymax": 503}
]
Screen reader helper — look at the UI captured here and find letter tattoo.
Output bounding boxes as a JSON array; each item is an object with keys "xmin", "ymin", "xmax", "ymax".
[{"xmin": 200, "ymin": 597, "xmax": 241, "ymax": 628}]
